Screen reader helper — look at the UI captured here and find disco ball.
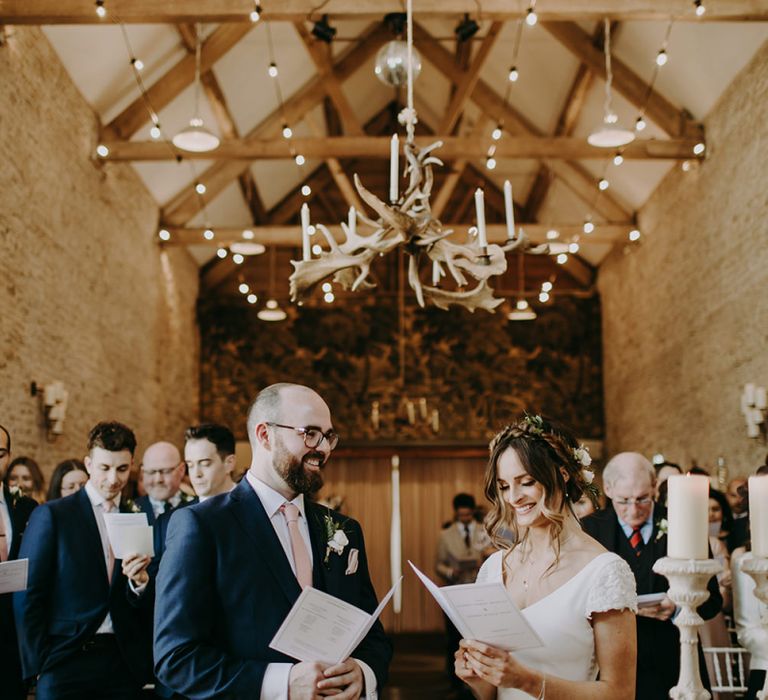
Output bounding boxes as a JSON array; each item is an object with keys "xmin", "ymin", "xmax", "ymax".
[{"xmin": 374, "ymin": 40, "xmax": 422, "ymax": 87}]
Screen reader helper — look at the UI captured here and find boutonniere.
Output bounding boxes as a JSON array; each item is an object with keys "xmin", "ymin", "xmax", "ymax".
[
  {"xmin": 8, "ymin": 485, "xmax": 23, "ymax": 508},
  {"xmin": 179, "ymin": 491, "xmax": 196, "ymax": 504},
  {"xmin": 655, "ymin": 518, "xmax": 669, "ymax": 541},
  {"xmin": 322, "ymin": 511, "xmax": 350, "ymax": 566},
  {"xmin": 122, "ymin": 498, "xmax": 143, "ymax": 514}
]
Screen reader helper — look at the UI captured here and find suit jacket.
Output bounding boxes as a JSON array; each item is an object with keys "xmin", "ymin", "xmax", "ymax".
[
  {"xmin": 13, "ymin": 489, "xmax": 153, "ymax": 683},
  {"xmin": 0, "ymin": 486, "xmax": 37, "ymax": 699},
  {"xmin": 154, "ymin": 479, "xmax": 393, "ymax": 699},
  {"xmin": 582, "ymin": 505, "xmax": 722, "ymax": 699},
  {"xmin": 435, "ymin": 521, "xmax": 490, "ymax": 584},
  {"xmin": 136, "ymin": 493, "xmax": 195, "ymax": 527},
  {"xmin": 152, "ymin": 496, "xmax": 198, "ymax": 563}
]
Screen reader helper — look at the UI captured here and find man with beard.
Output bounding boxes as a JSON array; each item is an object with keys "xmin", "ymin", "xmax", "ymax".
[{"xmin": 154, "ymin": 383, "xmax": 392, "ymax": 699}]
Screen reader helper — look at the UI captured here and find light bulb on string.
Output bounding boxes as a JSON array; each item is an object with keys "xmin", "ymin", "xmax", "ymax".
[
  {"xmin": 295, "ymin": 154, "xmax": 305, "ymax": 166},
  {"xmin": 693, "ymin": 142, "xmax": 706, "ymax": 155},
  {"xmin": 656, "ymin": 49, "xmax": 668, "ymax": 67},
  {"xmin": 546, "ymin": 229, "xmax": 559, "ymax": 240},
  {"xmin": 613, "ymin": 152, "xmax": 624, "ymax": 166},
  {"xmin": 268, "ymin": 62, "xmax": 278, "ymax": 78},
  {"xmin": 238, "ymin": 282, "xmax": 250, "ymax": 294},
  {"xmin": 629, "ymin": 229, "xmax": 641, "ymax": 241},
  {"xmin": 233, "ymin": 253, "xmax": 244, "ymax": 264},
  {"xmin": 568, "ymin": 242, "xmax": 580, "ymax": 254},
  {"xmin": 598, "ymin": 178, "xmax": 609, "ymax": 191},
  {"xmin": 96, "ymin": 144, "xmax": 109, "ymax": 158},
  {"xmin": 486, "ymin": 157, "xmax": 497, "ymax": 170},
  {"xmin": 525, "ymin": 7, "xmax": 538, "ymax": 26},
  {"xmin": 247, "ymin": 293, "xmax": 258, "ymax": 304},
  {"xmin": 694, "ymin": 0, "xmax": 706, "ymax": 16},
  {"xmin": 508, "ymin": 66, "xmax": 519, "ymax": 82},
  {"xmin": 203, "ymin": 228, "xmax": 215, "ymax": 240},
  {"xmin": 95, "ymin": 0, "xmax": 106, "ymax": 18},
  {"xmin": 635, "ymin": 116, "xmax": 647, "ymax": 132},
  {"xmin": 542, "ymin": 281, "xmax": 553, "ymax": 292},
  {"xmin": 282, "ymin": 124, "xmax": 293, "ymax": 139},
  {"xmin": 324, "ymin": 292, "xmax": 335, "ymax": 303},
  {"xmin": 311, "ymin": 244, "xmax": 323, "ymax": 255},
  {"xmin": 301, "ymin": 185, "xmax": 311, "ymax": 196},
  {"xmin": 556, "ymin": 253, "xmax": 568, "ymax": 265},
  {"xmin": 195, "ymin": 182, "xmax": 206, "ymax": 194},
  {"xmin": 242, "ymin": 229, "xmax": 255, "ymax": 240},
  {"xmin": 583, "ymin": 218, "xmax": 595, "ymax": 234},
  {"xmin": 216, "ymin": 247, "xmax": 227, "ymax": 258},
  {"xmin": 322, "ymin": 282, "xmax": 332, "ymax": 293},
  {"xmin": 158, "ymin": 229, "xmax": 171, "ymax": 241},
  {"xmin": 250, "ymin": 3, "xmax": 262, "ymax": 22},
  {"xmin": 491, "ymin": 125, "xmax": 503, "ymax": 141},
  {"xmin": 150, "ymin": 124, "xmax": 162, "ymax": 140},
  {"xmin": 131, "ymin": 58, "xmax": 144, "ymax": 72},
  {"xmin": 539, "ymin": 291, "xmax": 550, "ymax": 303}
]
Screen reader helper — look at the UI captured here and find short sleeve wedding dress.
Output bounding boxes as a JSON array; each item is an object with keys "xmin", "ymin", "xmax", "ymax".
[{"xmin": 475, "ymin": 551, "xmax": 637, "ymax": 699}]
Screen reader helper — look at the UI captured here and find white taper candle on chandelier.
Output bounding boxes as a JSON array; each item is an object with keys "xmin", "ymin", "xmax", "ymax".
[
  {"xmin": 300, "ymin": 203, "xmax": 311, "ymax": 261},
  {"xmin": 749, "ymin": 476, "xmax": 768, "ymax": 557},
  {"xmin": 504, "ymin": 180, "xmax": 515, "ymax": 239},
  {"xmin": 432, "ymin": 260, "xmax": 441, "ymax": 286},
  {"xmin": 474, "ymin": 188, "xmax": 488, "ymax": 248},
  {"xmin": 390, "ymin": 454, "xmax": 402, "ymax": 614},
  {"xmin": 667, "ymin": 474, "xmax": 709, "ymax": 559},
  {"xmin": 390, "ymin": 134, "xmax": 399, "ymax": 203},
  {"xmin": 348, "ymin": 206, "xmax": 357, "ymax": 237}
]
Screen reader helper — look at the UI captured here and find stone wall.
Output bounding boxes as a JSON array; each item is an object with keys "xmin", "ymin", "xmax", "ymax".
[
  {"xmin": 0, "ymin": 27, "xmax": 200, "ymax": 473},
  {"xmin": 599, "ymin": 40, "xmax": 768, "ymax": 475}
]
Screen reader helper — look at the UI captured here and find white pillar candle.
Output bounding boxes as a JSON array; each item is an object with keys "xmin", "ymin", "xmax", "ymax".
[
  {"xmin": 348, "ymin": 206, "xmax": 356, "ymax": 237},
  {"xmin": 474, "ymin": 188, "xmax": 488, "ymax": 248},
  {"xmin": 745, "ymin": 383, "xmax": 756, "ymax": 405},
  {"xmin": 300, "ymin": 203, "xmax": 311, "ymax": 261},
  {"xmin": 756, "ymin": 386, "xmax": 767, "ymax": 410},
  {"xmin": 390, "ymin": 134, "xmax": 399, "ymax": 203},
  {"xmin": 749, "ymin": 476, "xmax": 768, "ymax": 557},
  {"xmin": 390, "ymin": 454, "xmax": 402, "ymax": 614},
  {"xmin": 503, "ymin": 180, "xmax": 515, "ymax": 239},
  {"xmin": 667, "ymin": 474, "xmax": 710, "ymax": 559}
]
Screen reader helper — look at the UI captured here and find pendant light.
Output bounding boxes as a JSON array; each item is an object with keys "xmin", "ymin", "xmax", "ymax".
[
  {"xmin": 587, "ymin": 19, "xmax": 635, "ymax": 149},
  {"xmin": 172, "ymin": 24, "xmax": 220, "ymax": 153},
  {"xmin": 257, "ymin": 245, "xmax": 287, "ymax": 321},
  {"xmin": 508, "ymin": 252, "xmax": 537, "ymax": 321}
]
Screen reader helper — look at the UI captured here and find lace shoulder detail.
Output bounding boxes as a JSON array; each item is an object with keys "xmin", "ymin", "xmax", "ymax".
[
  {"xmin": 585, "ymin": 554, "xmax": 638, "ymax": 618},
  {"xmin": 476, "ymin": 550, "xmax": 503, "ymax": 584}
]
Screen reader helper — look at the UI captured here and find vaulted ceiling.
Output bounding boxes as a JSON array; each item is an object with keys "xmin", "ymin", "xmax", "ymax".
[{"xmin": 4, "ymin": 1, "xmax": 767, "ymax": 306}]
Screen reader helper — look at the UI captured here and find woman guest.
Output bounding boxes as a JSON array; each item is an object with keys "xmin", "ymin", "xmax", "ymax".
[
  {"xmin": 456, "ymin": 415, "xmax": 637, "ymax": 699},
  {"xmin": 4, "ymin": 456, "xmax": 46, "ymax": 503},
  {"xmin": 46, "ymin": 459, "xmax": 88, "ymax": 501}
]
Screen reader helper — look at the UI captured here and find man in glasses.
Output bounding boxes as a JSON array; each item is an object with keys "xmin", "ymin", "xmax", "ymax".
[
  {"xmin": 155, "ymin": 383, "xmax": 392, "ymax": 699},
  {"xmin": 135, "ymin": 442, "xmax": 194, "ymax": 525},
  {"xmin": 582, "ymin": 452, "xmax": 722, "ymax": 699}
]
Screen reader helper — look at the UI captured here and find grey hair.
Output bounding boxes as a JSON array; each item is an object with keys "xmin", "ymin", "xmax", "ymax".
[
  {"xmin": 246, "ymin": 383, "xmax": 303, "ymax": 448},
  {"xmin": 602, "ymin": 451, "xmax": 656, "ymax": 490}
]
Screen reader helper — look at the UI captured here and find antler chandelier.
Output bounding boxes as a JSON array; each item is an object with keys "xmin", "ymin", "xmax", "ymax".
[{"xmin": 289, "ymin": 0, "xmax": 547, "ymax": 313}]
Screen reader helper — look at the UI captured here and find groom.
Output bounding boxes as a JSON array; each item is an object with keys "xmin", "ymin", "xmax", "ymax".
[{"xmin": 154, "ymin": 383, "xmax": 392, "ymax": 699}]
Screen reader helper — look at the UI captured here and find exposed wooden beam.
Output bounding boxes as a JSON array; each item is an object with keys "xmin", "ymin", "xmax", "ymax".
[
  {"xmin": 5, "ymin": 1, "xmax": 767, "ymax": 24},
  {"xmin": 542, "ymin": 21, "xmax": 698, "ymax": 137},
  {"xmin": 103, "ymin": 23, "xmax": 252, "ymax": 139},
  {"xmin": 413, "ymin": 22, "xmax": 632, "ymax": 222},
  {"xmin": 103, "ymin": 135, "xmax": 701, "ymax": 161},
  {"xmin": 295, "ymin": 22, "xmax": 363, "ymax": 136},
  {"xmin": 177, "ymin": 24, "xmax": 266, "ymax": 224},
  {"xmin": 439, "ymin": 22, "xmax": 502, "ymax": 134},
  {"xmin": 163, "ymin": 223, "xmax": 634, "ymax": 247},
  {"xmin": 161, "ymin": 21, "xmax": 390, "ymax": 226}
]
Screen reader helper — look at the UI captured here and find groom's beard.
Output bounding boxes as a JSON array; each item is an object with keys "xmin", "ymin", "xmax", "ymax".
[{"xmin": 273, "ymin": 439, "xmax": 325, "ymax": 495}]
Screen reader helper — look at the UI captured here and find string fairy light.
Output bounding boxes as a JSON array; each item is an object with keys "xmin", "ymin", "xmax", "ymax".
[{"xmin": 634, "ymin": 19, "xmax": 675, "ymax": 133}]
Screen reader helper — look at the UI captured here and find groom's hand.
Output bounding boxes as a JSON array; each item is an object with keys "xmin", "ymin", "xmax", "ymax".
[
  {"xmin": 289, "ymin": 662, "xmax": 328, "ymax": 700},
  {"xmin": 317, "ymin": 659, "xmax": 363, "ymax": 699}
]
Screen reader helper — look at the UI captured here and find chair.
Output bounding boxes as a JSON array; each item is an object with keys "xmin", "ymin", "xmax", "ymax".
[{"xmin": 703, "ymin": 646, "xmax": 750, "ymax": 697}]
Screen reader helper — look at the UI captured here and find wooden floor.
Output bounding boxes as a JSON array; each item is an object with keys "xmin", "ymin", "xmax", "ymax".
[{"xmin": 383, "ymin": 633, "xmax": 473, "ymax": 700}]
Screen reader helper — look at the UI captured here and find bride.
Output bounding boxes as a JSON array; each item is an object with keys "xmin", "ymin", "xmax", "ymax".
[{"xmin": 456, "ymin": 416, "xmax": 637, "ymax": 699}]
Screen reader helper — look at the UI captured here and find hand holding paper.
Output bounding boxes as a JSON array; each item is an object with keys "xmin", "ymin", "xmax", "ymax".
[{"xmin": 0, "ymin": 558, "xmax": 28, "ymax": 594}]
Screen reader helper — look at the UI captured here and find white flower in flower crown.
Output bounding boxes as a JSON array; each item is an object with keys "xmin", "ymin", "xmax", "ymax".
[
  {"xmin": 581, "ymin": 468, "xmax": 595, "ymax": 484},
  {"xmin": 573, "ymin": 445, "xmax": 592, "ymax": 468}
]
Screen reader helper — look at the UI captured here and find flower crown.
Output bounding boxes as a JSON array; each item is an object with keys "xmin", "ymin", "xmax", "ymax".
[{"xmin": 521, "ymin": 413, "xmax": 600, "ymax": 506}]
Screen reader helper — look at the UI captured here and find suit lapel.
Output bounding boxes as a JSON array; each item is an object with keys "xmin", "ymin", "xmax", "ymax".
[
  {"xmin": 4, "ymin": 484, "xmax": 21, "ymax": 555},
  {"xmin": 75, "ymin": 489, "xmax": 113, "ymax": 587},
  {"xmin": 229, "ymin": 480, "xmax": 302, "ymax": 605},
  {"xmin": 306, "ymin": 502, "xmax": 331, "ymax": 590}
]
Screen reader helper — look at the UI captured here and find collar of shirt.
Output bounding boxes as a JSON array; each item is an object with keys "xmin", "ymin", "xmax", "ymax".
[
  {"xmin": 616, "ymin": 504, "xmax": 655, "ymax": 544},
  {"xmin": 84, "ymin": 481, "xmax": 120, "ymax": 511},
  {"xmin": 457, "ymin": 521, "xmax": 474, "ymax": 534},
  {"xmin": 150, "ymin": 492, "xmax": 182, "ymax": 510},
  {"xmin": 245, "ymin": 470, "xmax": 305, "ymax": 519}
]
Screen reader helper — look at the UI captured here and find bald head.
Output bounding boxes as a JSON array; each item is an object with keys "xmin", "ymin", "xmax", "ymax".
[{"xmin": 141, "ymin": 441, "xmax": 184, "ymax": 501}]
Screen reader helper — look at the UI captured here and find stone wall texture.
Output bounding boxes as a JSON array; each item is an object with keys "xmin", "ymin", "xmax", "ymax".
[
  {"xmin": 0, "ymin": 27, "xmax": 200, "ymax": 473},
  {"xmin": 598, "ymin": 40, "xmax": 768, "ymax": 476}
]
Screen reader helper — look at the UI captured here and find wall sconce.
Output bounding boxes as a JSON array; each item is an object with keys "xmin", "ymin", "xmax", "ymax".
[
  {"xmin": 741, "ymin": 383, "xmax": 767, "ymax": 438},
  {"xmin": 31, "ymin": 380, "xmax": 69, "ymax": 438}
]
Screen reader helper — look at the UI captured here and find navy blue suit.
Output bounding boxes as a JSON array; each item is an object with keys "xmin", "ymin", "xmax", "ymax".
[
  {"xmin": 0, "ymin": 485, "xmax": 37, "ymax": 700},
  {"xmin": 13, "ymin": 488, "xmax": 153, "ymax": 694},
  {"xmin": 135, "ymin": 493, "xmax": 196, "ymax": 527},
  {"xmin": 154, "ymin": 479, "xmax": 392, "ymax": 699}
]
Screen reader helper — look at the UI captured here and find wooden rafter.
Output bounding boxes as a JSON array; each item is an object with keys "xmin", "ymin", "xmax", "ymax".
[
  {"xmin": 5, "ymin": 1, "xmax": 767, "ymax": 24},
  {"xmin": 103, "ymin": 23, "xmax": 251, "ymax": 139},
  {"xmin": 542, "ymin": 21, "xmax": 698, "ymax": 137},
  {"xmin": 161, "ymin": 21, "xmax": 390, "ymax": 226},
  {"xmin": 100, "ymin": 135, "xmax": 702, "ymax": 161},
  {"xmin": 176, "ymin": 24, "xmax": 266, "ymax": 224},
  {"xmin": 412, "ymin": 22, "xmax": 632, "ymax": 223}
]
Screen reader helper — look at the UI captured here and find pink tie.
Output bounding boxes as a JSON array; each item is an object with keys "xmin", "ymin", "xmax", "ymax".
[
  {"xmin": 0, "ymin": 510, "xmax": 8, "ymax": 562},
  {"xmin": 102, "ymin": 500, "xmax": 116, "ymax": 581},
  {"xmin": 280, "ymin": 503, "xmax": 313, "ymax": 589}
]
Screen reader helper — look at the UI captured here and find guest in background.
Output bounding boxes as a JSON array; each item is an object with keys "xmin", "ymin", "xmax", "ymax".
[
  {"xmin": 727, "ymin": 478, "xmax": 749, "ymax": 552},
  {"xmin": 5, "ymin": 456, "xmax": 46, "ymax": 503},
  {"xmin": 135, "ymin": 442, "xmax": 190, "ymax": 525},
  {"xmin": 654, "ymin": 461, "xmax": 682, "ymax": 499},
  {"xmin": 46, "ymin": 458, "xmax": 88, "ymax": 501},
  {"xmin": 0, "ymin": 424, "xmax": 38, "ymax": 700},
  {"xmin": 14, "ymin": 421, "xmax": 154, "ymax": 698},
  {"xmin": 572, "ymin": 493, "xmax": 596, "ymax": 519}
]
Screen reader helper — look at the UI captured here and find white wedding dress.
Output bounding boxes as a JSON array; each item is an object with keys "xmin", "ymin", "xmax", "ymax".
[{"xmin": 475, "ymin": 550, "xmax": 637, "ymax": 699}]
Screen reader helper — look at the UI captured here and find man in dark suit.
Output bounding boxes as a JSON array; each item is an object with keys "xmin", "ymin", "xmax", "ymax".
[
  {"xmin": 582, "ymin": 452, "xmax": 722, "ymax": 700},
  {"xmin": 135, "ymin": 442, "xmax": 190, "ymax": 525},
  {"xmin": 14, "ymin": 421, "xmax": 154, "ymax": 699},
  {"xmin": 155, "ymin": 383, "xmax": 392, "ymax": 699},
  {"xmin": 0, "ymin": 423, "xmax": 38, "ymax": 700}
]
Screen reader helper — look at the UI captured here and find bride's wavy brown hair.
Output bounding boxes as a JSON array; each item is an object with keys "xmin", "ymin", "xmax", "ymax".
[{"xmin": 483, "ymin": 416, "xmax": 586, "ymax": 566}]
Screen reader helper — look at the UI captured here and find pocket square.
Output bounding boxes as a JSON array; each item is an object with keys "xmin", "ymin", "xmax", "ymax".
[{"xmin": 345, "ymin": 548, "xmax": 359, "ymax": 575}]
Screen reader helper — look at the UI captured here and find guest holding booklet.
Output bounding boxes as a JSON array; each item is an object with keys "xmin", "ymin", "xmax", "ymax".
[{"xmin": 455, "ymin": 416, "xmax": 637, "ymax": 699}]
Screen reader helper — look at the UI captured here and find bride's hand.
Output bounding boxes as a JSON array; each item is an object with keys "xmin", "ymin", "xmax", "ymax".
[
  {"xmin": 461, "ymin": 639, "xmax": 539, "ymax": 692},
  {"xmin": 454, "ymin": 646, "xmax": 494, "ymax": 700}
]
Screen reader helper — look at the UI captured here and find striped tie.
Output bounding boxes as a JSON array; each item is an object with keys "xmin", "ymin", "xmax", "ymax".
[{"xmin": 629, "ymin": 527, "xmax": 644, "ymax": 556}]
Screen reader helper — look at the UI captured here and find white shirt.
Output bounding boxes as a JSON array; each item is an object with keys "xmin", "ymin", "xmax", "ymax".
[
  {"xmin": 245, "ymin": 472, "xmax": 377, "ymax": 700},
  {"xmin": 0, "ymin": 488, "xmax": 14, "ymax": 554},
  {"xmin": 149, "ymin": 491, "xmax": 183, "ymax": 518}
]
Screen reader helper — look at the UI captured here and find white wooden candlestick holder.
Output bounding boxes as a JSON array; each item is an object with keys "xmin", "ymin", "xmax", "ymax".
[
  {"xmin": 652, "ymin": 557, "xmax": 723, "ymax": 700},
  {"xmin": 740, "ymin": 554, "xmax": 768, "ymax": 700}
]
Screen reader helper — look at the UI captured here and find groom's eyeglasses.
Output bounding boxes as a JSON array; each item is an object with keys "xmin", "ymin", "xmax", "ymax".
[{"xmin": 266, "ymin": 423, "xmax": 340, "ymax": 451}]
